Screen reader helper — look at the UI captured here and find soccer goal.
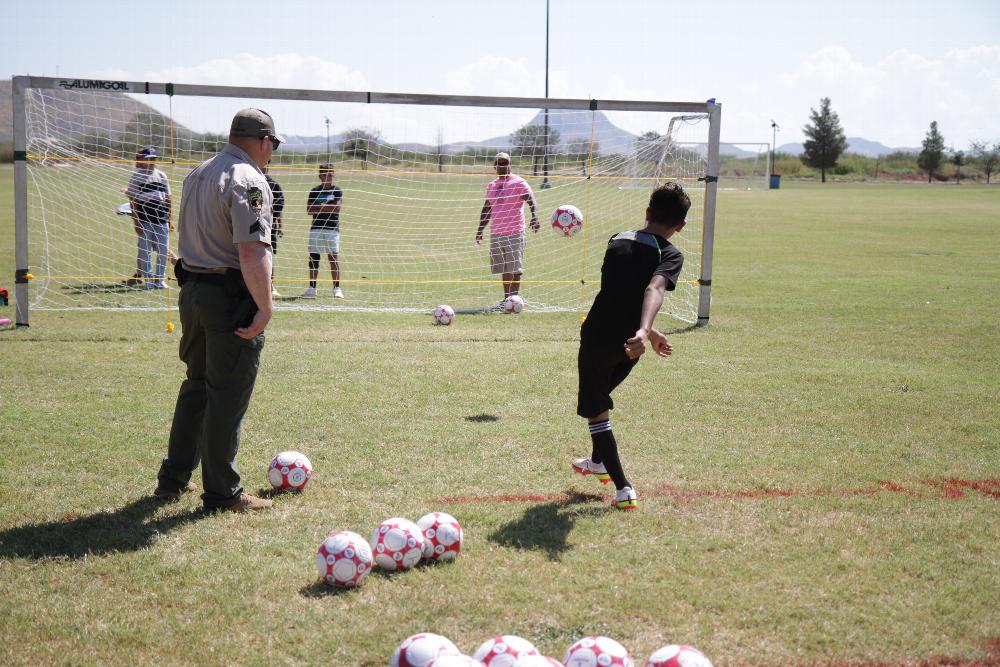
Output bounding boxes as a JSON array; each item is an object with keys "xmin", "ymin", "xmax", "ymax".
[{"xmin": 11, "ymin": 76, "xmax": 721, "ymax": 326}]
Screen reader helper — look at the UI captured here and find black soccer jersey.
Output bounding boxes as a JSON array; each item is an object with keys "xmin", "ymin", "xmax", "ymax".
[
  {"xmin": 308, "ymin": 184, "xmax": 343, "ymax": 229},
  {"xmin": 581, "ymin": 230, "xmax": 684, "ymax": 342}
]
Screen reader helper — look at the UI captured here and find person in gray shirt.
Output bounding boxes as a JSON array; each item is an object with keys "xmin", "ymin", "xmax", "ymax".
[{"xmin": 154, "ymin": 108, "xmax": 283, "ymax": 513}]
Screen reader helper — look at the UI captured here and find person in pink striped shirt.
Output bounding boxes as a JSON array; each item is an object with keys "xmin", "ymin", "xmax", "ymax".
[{"xmin": 475, "ymin": 152, "xmax": 539, "ymax": 308}]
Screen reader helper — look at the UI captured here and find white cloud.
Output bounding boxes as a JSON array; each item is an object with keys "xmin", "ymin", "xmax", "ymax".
[{"xmin": 773, "ymin": 45, "xmax": 1000, "ymax": 148}]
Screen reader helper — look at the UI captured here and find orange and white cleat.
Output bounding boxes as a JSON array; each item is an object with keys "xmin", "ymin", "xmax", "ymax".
[
  {"xmin": 612, "ymin": 486, "xmax": 638, "ymax": 511},
  {"xmin": 571, "ymin": 456, "xmax": 611, "ymax": 484}
]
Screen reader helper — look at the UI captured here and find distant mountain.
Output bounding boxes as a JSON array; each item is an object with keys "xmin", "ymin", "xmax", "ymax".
[
  {"xmin": 445, "ymin": 109, "xmax": 640, "ymax": 154},
  {"xmin": 777, "ymin": 137, "xmax": 920, "ymax": 157}
]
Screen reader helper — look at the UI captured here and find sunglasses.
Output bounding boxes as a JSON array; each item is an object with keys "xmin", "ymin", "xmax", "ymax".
[{"xmin": 264, "ymin": 135, "xmax": 280, "ymax": 150}]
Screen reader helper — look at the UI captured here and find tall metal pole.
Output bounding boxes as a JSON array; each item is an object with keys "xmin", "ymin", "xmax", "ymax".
[
  {"xmin": 770, "ymin": 119, "xmax": 779, "ymax": 188},
  {"xmin": 541, "ymin": 0, "xmax": 551, "ymax": 189},
  {"xmin": 325, "ymin": 117, "xmax": 331, "ymax": 160}
]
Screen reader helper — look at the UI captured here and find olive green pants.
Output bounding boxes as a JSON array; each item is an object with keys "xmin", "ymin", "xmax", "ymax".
[{"xmin": 157, "ymin": 277, "xmax": 264, "ymax": 508}]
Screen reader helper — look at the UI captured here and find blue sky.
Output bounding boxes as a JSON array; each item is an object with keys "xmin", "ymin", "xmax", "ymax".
[{"xmin": 6, "ymin": 0, "xmax": 999, "ymax": 148}]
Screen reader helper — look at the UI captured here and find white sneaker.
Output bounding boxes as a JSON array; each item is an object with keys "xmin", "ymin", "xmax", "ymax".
[
  {"xmin": 612, "ymin": 486, "xmax": 638, "ymax": 511},
  {"xmin": 145, "ymin": 280, "xmax": 168, "ymax": 290},
  {"xmin": 333, "ymin": 286, "xmax": 344, "ymax": 298},
  {"xmin": 571, "ymin": 456, "xmax": 611, "ymax": 484},
  {"xmin": 271, "ymin": 287, "xmax": 281, "ymax": 297},
  {"xmin": 301, "ymin": 287, "xmax": 317, "ymax": 298}
]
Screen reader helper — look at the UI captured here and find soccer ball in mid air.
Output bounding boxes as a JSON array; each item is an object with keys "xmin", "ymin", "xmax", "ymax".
[
  {"xmin": 392, "ymin": 632, "xmax": 462, "ymax": 667},
  {"xmin": 372, "ymin": 517, "xmax": 425, "ymax": 571},
  {"xmin": 434, "ymin": 304, "xmax": 456, "ymax": 325},
  {"xmin": 563, "ymin": 636, "xmax": 634, "ymax": 667},
  {"xmin": 416, "ymin": 511, "xmax": 464, "ymax": 562},
  {"xmin": 473, "ymin": 635, "xmax": 539, "ymax": 666},
  {"xmin": 551, "ymin": 204, "xmax": 584, "ymax": 236},
  {"xmin": 315, "ymin": 530, "xmax": 373, "ymax": 588},
  {"xmin": 267, "ymin": 450, "xmax": 313, "ymax": 491},
  {"xmin": 645, "ymin": 645, "xmax": 713, "ymax": 667},
  {"xmin": 502, "ymin": 295, "xmax": 524, "ymax": 314}
]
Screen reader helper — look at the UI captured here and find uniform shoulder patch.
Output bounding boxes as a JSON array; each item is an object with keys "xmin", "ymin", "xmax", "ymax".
[{"xmin": 248, "ymin": 186, "xmax": 263, "ymax": 213}]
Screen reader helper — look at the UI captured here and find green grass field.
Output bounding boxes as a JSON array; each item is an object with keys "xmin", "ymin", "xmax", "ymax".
[{"xmin": 1, "ymin": 164, "xmax": 998, "ymax": 666}]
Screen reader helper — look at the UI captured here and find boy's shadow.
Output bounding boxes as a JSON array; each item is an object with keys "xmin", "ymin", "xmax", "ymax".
[
  {"xmin": 487, "ymin": 490, "xmax": 605, "ymax": 562},
  {"xmin": 0, "ymin": 496, "xmax": 206, "ymax": 560}
]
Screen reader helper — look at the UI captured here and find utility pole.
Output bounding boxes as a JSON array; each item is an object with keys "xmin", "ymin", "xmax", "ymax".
[
  {"xmin": 770, "ymin": 120, "xmax": 780, "ymax": 188},
  {"xmin": 325, "ymin": 117, "xmax": 331, "ymax": 160}
]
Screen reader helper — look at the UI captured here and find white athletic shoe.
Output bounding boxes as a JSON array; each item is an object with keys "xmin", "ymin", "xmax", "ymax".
[
  {"xmin": 300, "ymin": 287, "xmax": 317, "ymax": 298},
  {"xmin": 271, "ymin": 288, "xmax": 281, "ymax": 298},
  {"xmin": 333, "ymin": 286, "xmax": 344, "ymax": 298},
  {"xmin": 571, "ymin": 456, "xmax": 611, "ymax": 484},
  {"xmin": 612, "ymin": 486, "xmax": 638, "ymax": 511},
  {"xmin": 145, "ymin": 280, "xmax": 168, "ymax": 290}
]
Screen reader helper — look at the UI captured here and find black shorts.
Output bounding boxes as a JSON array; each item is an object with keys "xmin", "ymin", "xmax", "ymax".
[
  {"xmin": 270, "ymin": 232, "xmax": 279, "ymax": 254},
  {"xmin": 576, "ymin": 337, "xmax": 639, "ymax": 418}
]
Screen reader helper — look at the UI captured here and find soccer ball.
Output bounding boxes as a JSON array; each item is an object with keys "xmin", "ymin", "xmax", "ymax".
[
  {"xmin": 512, "ymin": 656, "xmax": 563, "ymax": 667},
  {"xmin": 372, "ymin": 517, "xmax": 425, "ymax": 571},
  {"xmin": 551, "ymin": 204, "xmax": 584, "ymax": 236},
  {"xmin": 392, "ymin": 633, "xmax": 462, "ymax": 667},
  {"xmin": 502, "ymin": 295, "xmax": 524, "ymax": 314},
  {"xmin": 267, "ymin": 450, "xmax": 313, "ymax": 491},
  {"xmin": 416, "ymin": 511, "xmax": 464, "ymax": 562},
  {"xmin": 428, "ymin": 655, "xmax": 487, "ymax": 667},
  {"xmin": 315, "ymin": 530, "xmax": 373, "ymax": 588},
  {"xmin": 563, "ymin": 636, "xmax": 634, "ymax": 667},
  {"xmin": 434, "ymin": 304, "xmax": 456, "ymax": 325},
  {"xmin": 473, "ymin": 635, "xmax": 539, "ymax": 667},
  {"xmin": 645, "ymin": 645, "xmax": 713, "ymax": 667}
]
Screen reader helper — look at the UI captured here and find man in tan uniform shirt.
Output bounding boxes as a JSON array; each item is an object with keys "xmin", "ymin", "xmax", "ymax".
[{"xmin": 154, "ymin": 108, "xmax": 282, "ymax": 512}]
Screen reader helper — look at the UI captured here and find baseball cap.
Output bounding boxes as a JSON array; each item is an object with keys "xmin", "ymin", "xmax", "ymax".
[
  {"xmin": 136, "ymin": 146, "xmax": 157, "ymax": 159},
  {"xmin": 230, "ymin": 108, "xmax": 286, "ymax": 143},
  {"xmin": 494, "ymin": 151, "xmax": 511, "ymax": 163}
]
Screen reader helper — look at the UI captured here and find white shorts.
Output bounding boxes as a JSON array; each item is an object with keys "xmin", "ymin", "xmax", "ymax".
[{"xmin": 309, "ymin": 227, "xmax": 340, "ymax": 254}]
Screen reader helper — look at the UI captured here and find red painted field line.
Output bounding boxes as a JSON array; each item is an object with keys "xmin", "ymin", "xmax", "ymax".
[{"xmin": 433, "ymin": 478, "xmax": 1000, "ymax": 506}]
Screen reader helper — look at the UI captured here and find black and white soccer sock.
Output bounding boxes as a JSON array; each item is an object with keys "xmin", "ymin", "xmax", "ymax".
[{"xmin": 589, "ymin": 418, "xmax": 630, "ymax": 490}]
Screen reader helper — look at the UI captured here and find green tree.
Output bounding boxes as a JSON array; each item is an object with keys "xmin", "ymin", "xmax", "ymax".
[
  {"xmin": 969, "ymin": 140, "xmax": 999, "ymax": 184},
  {"xmin": 917, "ymin": 121, "xmax": 945, "ymax": 183},
  {"xmin": 800, "ymin": 97, "xmax": 847, "ymax": 183},
  {"xmin": 510, "ymin": 124, "xmax": 560, "ymax": 176},
  {"xmin": 951, "ymin": 150, "xmax": 964, "ymax": 184},
  {"xmin": 341, "ymin": 127, "xmax": 383, "ymax": 169}
]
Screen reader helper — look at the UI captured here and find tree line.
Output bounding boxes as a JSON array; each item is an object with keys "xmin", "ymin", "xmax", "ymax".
[{"xmin": 799, "ymin": 98, "xmax": 998, "ymax": 184}]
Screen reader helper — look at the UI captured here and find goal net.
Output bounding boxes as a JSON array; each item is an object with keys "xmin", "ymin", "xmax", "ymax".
[{"xmin": 12, "ymin": 77, "xmax": 720, "ymax": 325}]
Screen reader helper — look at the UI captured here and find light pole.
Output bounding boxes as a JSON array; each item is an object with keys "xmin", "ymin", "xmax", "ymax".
[
  {"xmin": 770, "ymin": 119, "xmax": 780, "ymax": 187},
  {"xmin": 541, "ymin": 0, "xmax": 552, "ymax": 189},
  {"xmin": 325, "ymin": 116, "xmax": 331, "ymax": 160}
]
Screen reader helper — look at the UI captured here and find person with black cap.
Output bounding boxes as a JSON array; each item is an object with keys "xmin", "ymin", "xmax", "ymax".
[
  {"xmin": 125, "ymin": 146, "xmax": 172, "ymax": 288},
  {"xmin": 153, "ymin": 108, "xmax": 283, "ymax": 512}
]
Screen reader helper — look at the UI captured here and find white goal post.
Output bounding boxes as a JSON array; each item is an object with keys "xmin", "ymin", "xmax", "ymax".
[{"xmin": 11, "ymin": 76, "xmax": 721, "ymax": 326}]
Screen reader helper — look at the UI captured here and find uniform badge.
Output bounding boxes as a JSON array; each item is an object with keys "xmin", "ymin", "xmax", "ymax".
[{"xmin": 248, "ymin": 186, "xmax": 263, "ymax": 213}]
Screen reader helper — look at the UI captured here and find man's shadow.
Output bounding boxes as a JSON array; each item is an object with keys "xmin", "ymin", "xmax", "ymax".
[
  {"xmin": 487, "ymin": 490, "xmax": 605, "ymax": 562},
  {"xmin": 0, "ymin": 497, "xmax": 207, "ymax": 560}
]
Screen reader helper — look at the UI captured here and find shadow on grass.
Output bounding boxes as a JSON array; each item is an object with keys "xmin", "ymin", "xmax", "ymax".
[
  {"xmin": 465, "ymin": 413, "xmax": 500, "ymax": 423},
  {"xmin": 61, "ymin": 282, "xmax": 145, "ymax": 294},
  {"xmin": 299, "ymin": 579, "xmax": 364, "ymax": 598},
  {"xmin": 487, "ymin": 489, "xmax": 605, "ymax": 562},
  {"xmin": 0, "ymin": 496, "xmax": 207, "ymax": 560}
]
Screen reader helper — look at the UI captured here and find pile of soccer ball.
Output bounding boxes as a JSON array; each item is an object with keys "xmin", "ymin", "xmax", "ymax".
[
  {"xmin": 390, "ymin": 632, "xmax": 714, "ymax": 667},
  {"xmin": 317, "ymin": 512, "xmax": 464, "ymax": 588}
]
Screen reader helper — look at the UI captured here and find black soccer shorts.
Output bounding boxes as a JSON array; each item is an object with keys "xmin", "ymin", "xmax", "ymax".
[{"xmin": 576, "ymin": 338, "xmax": 639, "ymax": 418}]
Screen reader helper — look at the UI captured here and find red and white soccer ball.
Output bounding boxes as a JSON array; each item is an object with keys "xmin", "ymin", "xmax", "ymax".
[
  {"xmin": 428, "ymin": 655, "xmax": 487, "ymax": 667},
  {"xmin": 552, "ymin": 204, "xmax": 584, "ymax": 237},
  {"xmin": 563, "ymin": 636, "xmax": 634, "ymax": 667},
  {"xmin": 645, "ymin": 645, "xmax": 713, "ymax": 667},
  {"xmin": 315, "ymin": 530, "xmax": 373, "ymax": 588},
  {"xmin": 392, "ymin": 632, "xmax": 461, "ymax": 667},
  {"xmin": 502, "ymin": 295, "xmax": 525, "ymax": 314},
  {"xmin": 473, "ymin": 635, "xmax": 539, "ymax": 667},
  {"xmin": 434, "ymin": 304, "xmax": 456, "ymax": 326},
  {"xmin": 512, "ymin": 655, "xmax": 563, "ymax": 667},
  {"xmin": 268, "ymin": 450, "xmax": 313, "ymax": 491},
  {"xmin": 372, "ymin": 517, "xmax": 426, "ymax": 571},
  {"xmin": 417, "ymin": 511, "xmax": 464, "ymax": 562}
]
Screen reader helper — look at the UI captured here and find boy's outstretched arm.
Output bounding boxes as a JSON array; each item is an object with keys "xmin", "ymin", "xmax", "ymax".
[{"xmin": 624, "ymin": 275, "xmax": 668, "ymax": 360}]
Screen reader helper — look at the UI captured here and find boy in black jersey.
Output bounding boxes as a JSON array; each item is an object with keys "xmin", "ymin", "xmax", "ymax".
[{"xmin": 572, "ymin": 182, "xmax": 690, "ymax": 510}]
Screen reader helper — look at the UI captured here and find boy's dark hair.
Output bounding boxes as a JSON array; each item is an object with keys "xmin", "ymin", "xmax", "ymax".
[
  {"xmin": 319, "ymin": 162, "xmax": 335, "ymax": 174},
  {"xmin": 648, "ymin": 182, "xmax": 690, "ymax": 225}
]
